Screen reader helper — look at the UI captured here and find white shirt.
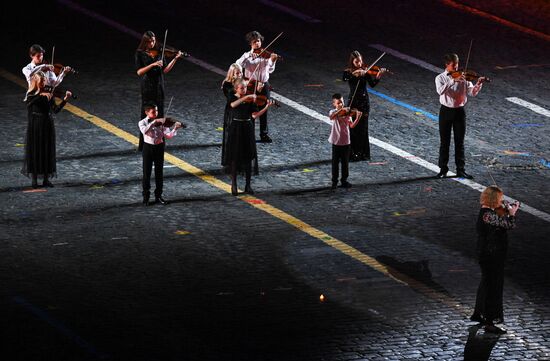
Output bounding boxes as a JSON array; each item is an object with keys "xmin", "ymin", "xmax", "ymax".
[
  {"xmin": 328, "ymin": 109, "xmax": 353, "ymax": 146},
  {"xmin": 435, "ymin": 71, "xmax": 482, "ymax": 108},
  {"xmin": 138, "ymin": 117, "xmax": 178, "ymax": 145},
  {"xmin": 236, "ymin": 51, "xmax": 276, "ymax": 83},
  {"xmin": 22, "ymin": 62, "xmax": 65, "ymax": 87}
]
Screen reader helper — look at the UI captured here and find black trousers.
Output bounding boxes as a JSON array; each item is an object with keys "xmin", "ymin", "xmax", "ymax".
[
  {"xmin": 332, "ymin": 144, "xmax": 350, "ymax": 183},
  {"xmin": 142, "ymin": 142, "xmax": 165, "ymax": 197},
  {"xmin": 473, "ymin": 254, "xmax": 506, "ymax": 324},
  {"xmin": 257, "ymin": 82, "xmax": 270, "ymax": 136},
  {"xmin": 438, "ymin": 105, "xmax": 466, "ymax": 172}
]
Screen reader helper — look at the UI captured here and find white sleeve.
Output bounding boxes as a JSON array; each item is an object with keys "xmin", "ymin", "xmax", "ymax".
[{"xmin": 435, "ymin": 74, "xmax": 453, "ymax": 95}]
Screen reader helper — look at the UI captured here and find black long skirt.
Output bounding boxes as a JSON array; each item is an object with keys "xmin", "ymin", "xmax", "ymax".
[
  {"xmin": 473, "ymin": 253, "xmax": 506, "ymax": 324},
  {"xmin": 21, "ymin": 112, "xmax": 57, "ymax": 178},
  {"xmin": 223, "ymin": 119, "xmax": 257, "ymax": 168}
]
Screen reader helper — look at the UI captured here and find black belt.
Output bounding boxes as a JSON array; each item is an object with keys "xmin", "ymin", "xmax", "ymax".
[{"xmin": 233, "ymin": 118, "xmax": 251, "ymax": 122}]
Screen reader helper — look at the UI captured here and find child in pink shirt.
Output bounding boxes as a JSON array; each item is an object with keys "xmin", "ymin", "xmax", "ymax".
[{"xmin": 328, "ymin": 93, "xmax": 362, "ymax": 189}]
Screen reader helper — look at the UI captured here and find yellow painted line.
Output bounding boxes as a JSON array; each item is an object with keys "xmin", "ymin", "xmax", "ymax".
[
  {"xmin": 441, "ymin": 0, "xmax": 550, "ymax": 42},
  {"xmin": 0, "ymin": 67, "xmax": 482, "ymax": 316}
]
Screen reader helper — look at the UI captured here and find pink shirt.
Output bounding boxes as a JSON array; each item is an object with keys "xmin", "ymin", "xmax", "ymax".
[{"xmin": 328, "ymin": 109, "xmax": 353, "ymax": 146}]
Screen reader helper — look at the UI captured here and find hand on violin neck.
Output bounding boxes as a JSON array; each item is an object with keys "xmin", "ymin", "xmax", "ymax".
[{"xmin": 269, "ymin": 53, "xmax": 278, "ymax": 62}]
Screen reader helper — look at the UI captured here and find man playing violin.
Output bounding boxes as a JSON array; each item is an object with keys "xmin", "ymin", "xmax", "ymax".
[
  {"xmin": 435, "ymin": 53, "xmax": 486, "ymax": 179},
  {"xmin": 22, "ymin": 44, "xmax": 72, "ymax": 88},
  {"xmin": 236, "ymin": 31, "xmax": 278, "ymax": 143}
]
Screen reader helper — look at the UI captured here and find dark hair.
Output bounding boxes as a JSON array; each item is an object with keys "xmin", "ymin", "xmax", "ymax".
[
  {"xmin": 347, "ymin": 50, "xmax": 362, "ymax": 70},
  {"xmin": 245, "ymin": 31, "xmax": 264, "ymax": 44},
  {"xmin": 29, "ymin": 44, "xmax": 45, "ymax": 57},
  {"xmin": 332, "ymin": 93, "xmax": 343, "ymax": 100},
  {"xmin": 443, "ymin": 53, "xmax": 459, "ymax": 65},
  {"xmin": 143, "ymin": 102, "xmax": 157, "ymax": 112},
  {"xmin": 137, "ymin": 31, "xmax": 156, "ymax": 51}
]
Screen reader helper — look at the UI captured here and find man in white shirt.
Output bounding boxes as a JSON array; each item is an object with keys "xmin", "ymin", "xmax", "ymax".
[
  {"xmin": 434, "ymin": 53, "xmax": 485, "ymax": 179},
  {"xmin": 22, "ymin": 44, "xmax": 65, "ymax": 87},
  {"xmin": 236, "ymin": 31, "xmax": 278, "ymax": 143}
]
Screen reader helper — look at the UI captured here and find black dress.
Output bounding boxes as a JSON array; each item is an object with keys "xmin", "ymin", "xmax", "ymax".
[
  {"xmin": 472, "ymin": 208, "xmax": 516, "ymax": 324},
  {"xmin": 135, "ymin": 50, "xmax": 167, "ymax": 150},
  {"xmin": 223, "ymin": 93, "xmax": 258, "ymax": 168},
  {"xmin": 221, "ymin": 81, "xmax": 234, "ymax": 168},
  {"xmin": 343, "ymin": 70, "xmax": 379, "ymax": 159},
  {"xmin": 21, "ymin": 94, "xmax": 67, "ymax": 178}
]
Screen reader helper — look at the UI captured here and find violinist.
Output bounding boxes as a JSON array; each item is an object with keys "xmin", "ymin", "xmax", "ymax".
[
  {"xmin": 236, "ymin": 31, "xmax": 278, "ymax": 143},
  {"xmin": 221, "ymin": 63, "xmax": 243, "ymax": 172},
  {"xmin": 435, "ymin": 53, "xmax": 485, "ymax": 179},
  {"xmin": 139, "ymin": 102, "xmax": 183, "ymax": 206},
  {"xmin": 22, "ymin": 44, "xmax": 71, "ymax": 88},
  {"xmin": 22, "ymin": 71, "xmax": 72, "ymax": 188},
  {"xmin": 135, "ymin": 31, "xmax": 184, "ymax": 152},
  {"xmin": 471, "ymin": 186, "xmax": 519, "ymax": 334},
  {"xmin": 328, "ymin": 93, "xmax": 362, "ymax": 189},
  {"xmin": 226, "ymin": 79, "xmax": 274, "ymax": 195},
  {"xmin": 343, "ymin": 50, "xmax": 387, "ymax": 162}
]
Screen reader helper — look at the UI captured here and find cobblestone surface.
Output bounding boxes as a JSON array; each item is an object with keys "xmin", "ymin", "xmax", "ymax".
[{"xmin": 1, "ymin": 1, "xmax": 549, "ymax": 360}]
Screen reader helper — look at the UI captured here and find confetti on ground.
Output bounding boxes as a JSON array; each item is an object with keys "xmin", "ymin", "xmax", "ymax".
[
  {"xmin": 304, "ymin": 84, "xmax": 323, "ymax": 87},
  {"xmin": 368, "ymin": 162, "xmax": 387, "ymax": 165},
  {"xmin": 216, "ymin": 127, "xmax": 224, "ymax": 131},
  {"xmin": 415, "ymin": 112, "xmax": 423, "ymax": 115},
  {"xmin": 90, "ymin": 184, "xmax": 104, "ymax": 189},
  {"xmin": 424, "ymin": 186, "xmax": 433, "ymax": 192},
  {"xmin": 243, "ymin": 198, "xmax": 266, "ymax": 205},
  {"xmin": 302, "ymin": 168, "xmax": 315, "ymax": 172},
  {"xmin": 15, "ymin": 143, "xmax": 25, "ymax": 147},
  {"xmin": 53, "ymin": 242, "xmax": 68, "ymax": 246},
  {"xmin": 392, "ymin": 208, "xmax": 427, "ymax": 217},
  {"xmin": 23, "ymin": 188, "xmax": 47, "ymax": 193},
  {"xmin": 503, "ymin": 150, "xmax": 531, "ymax": 157},
  {"xmin": 175, "ymin": 230, "xmax": 190, "ymax": 235}
]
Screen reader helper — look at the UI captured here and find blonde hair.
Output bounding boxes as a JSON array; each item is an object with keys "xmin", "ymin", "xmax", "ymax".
[
  {"xmin": 222, "ymin": 63, "xmax": 243, "ymax": 87},
  {"xmin": 480, "ymin": 185, "xmax": 503, "ymax": 208},
  {"xmin": 24, "ymin": 71, "xmax": 45, "ymax": 101}
]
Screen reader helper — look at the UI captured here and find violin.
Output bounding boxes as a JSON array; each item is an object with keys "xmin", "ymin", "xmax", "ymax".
[
  {"xmin": 41, "ymin": 61, "xmax": 77, "ymax": 76},
  {"xmin": 153, "ymin": 117, "xmax": 186, "ymax": 128},
  {"xmin": 242, "ymin": 94, "xmax": 280, "ymax": 107},
  {"xmin": 448, "ymin": 69, "xmax": 490, "ymax": 83},
  {"xmin": 333, "ymin": 107, "xmax": 359, "ymax": 117},
  {"xmin": 253, "ymin": 48, "xmax": 282, "ymax": 61},
  {"xmin": 146, "ymin": 45, "xmax": 190, "ymax": 59},
  {"xmin": 244, "ymin": 79, "xmax": 280, "ymax": 107},
  {"xmin": 353, "ymin": 65, "xmax": 392, "ymax": 77},
  {"xmin": 495, "ymin": 200, "xmax": 519, "ymax": 217}
]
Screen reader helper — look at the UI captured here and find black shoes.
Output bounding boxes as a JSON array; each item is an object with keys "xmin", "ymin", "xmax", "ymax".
[
  {"xmin": 436, "ymin": 170, "xmax": 448, "ymax": 178},
  {"xmin": 470, "ymin": 313, "xmax": 483, "ymax": 323},
  {"xmin": 331, "ymin": 182, "xmax": 337, "ymax": 190},
  {"xmin": 259, "ymin": 134, "xmax": 272, "ymax": 143},
  {"xmin": 155, "ymin": 196, "xmax": 169, "ymax": 205},
  {"xmin": 339, "ymin": 181, "xmax": 352, "ymax": 189},
  {"xmin": 484, "ymin": 324, "xmax": 507, "ymax": 334},
  {"xmin": 143, "ymin": 197, "xmax": 150, "ymax": 206},
  {"xmin": 456, "ymin": 170, "xmax": 474, "ymax": 179}
]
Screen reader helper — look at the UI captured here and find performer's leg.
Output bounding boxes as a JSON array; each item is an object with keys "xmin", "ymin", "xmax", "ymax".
[
  {"xmin": 341, "ymin": 145, "xmax": 350, "ymax": 183},
  {"xmin": 331, "ymin": 145, "xmax": 339, "ymax": 188},
  {"xmin": 453, "ymin": 108, "xmax": 466, "ymax": 172},
  {"xmin": 153, "ymin": 143, "xmax": 165, "ymax": 200},
  {"xmin": 231, "ymin": 161, "xmax": 238, "ymax": 196},
  {"xmin": 438, "ymin": 106, "xmax": 452, "ymax": 173},
  {"xmin": 244, "ymin": 161, "xmax": 254, "ymax": 194},
  {"xmin": 142, "ymin": 144, "xmax": 153, "ymax": 204}
]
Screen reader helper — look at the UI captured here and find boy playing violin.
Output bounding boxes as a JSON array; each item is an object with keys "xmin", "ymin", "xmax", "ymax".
[
  {"xmin": 139, "ymin": 103, "xmax": 183, "ymax": 206},
  {"xmin": 329, "ymin": 93, "xmax": 362, "ymax": 189},
  {"xmin": 236, "ymin": 31, "xmax": 278, "ymax": 143}
]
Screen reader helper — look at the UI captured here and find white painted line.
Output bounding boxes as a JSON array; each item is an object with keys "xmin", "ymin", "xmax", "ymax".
[
  {"xmin": 258, "ymin": 0, "xmax": 322, "ymax": 23},
  {"xmin": 370, "ymin": 44, "xmax": 443, "ymax": 73},
  {"xmin": 59, "ymin": 0, "xmax": 550, "ymax": 224},
  {"xmin": 506, "ymin": 97, "xmax": 550, "ymax": 117}
]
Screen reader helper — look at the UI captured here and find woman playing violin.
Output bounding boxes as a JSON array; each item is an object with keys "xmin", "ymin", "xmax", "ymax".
[
  {"xmin": 471, "ymin": 186, "xmax": 519, "ymax": 334},
  {"xmin": 225, "ymin": 79, "xmax": 275, "ymax": 195},
  {"xmin": 236, "ymin": 31, "xmax": 278, "ymax": 143},
  {"xmin": 435, "ymin": 53, "xmax": 485, "ymax": 180},
  {"xmin": 221, "ymin": 63, "xmax": 243, "ymax": 171},
  {"xmin": 135, "ymin": 31, "xmax": 184, "ymax": 151},
  {"xmin": 343, "ymin": 50, "xmax": 388, "ymax": 162},
  {"xmin": 22, "ymin": 71, "xmax": 72, "ymax": 188}
]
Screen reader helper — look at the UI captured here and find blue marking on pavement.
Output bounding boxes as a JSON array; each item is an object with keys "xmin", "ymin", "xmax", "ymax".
[
  {"xmin": 367, "ymin": 89, "xmax": 439, "ymax": 121},
  {"xmin": 12, "ymin": 296, "xmax": 110, "ymax": 359},
  {"xmin": 511, "ymin": 123, "xmax": 544, "ymax": 128}
]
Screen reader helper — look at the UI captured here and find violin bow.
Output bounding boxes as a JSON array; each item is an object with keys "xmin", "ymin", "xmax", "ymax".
[
  {"xmin": 463, "ymin": 39, "xmax": 473, "ymax": 73},
  {"xmin": 348, "ymin": 51, "xmax": 386, "ymax": 108},
  {"xmin": 161, "ymin": 29, "xmax": 168, "ymax": 65}
]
